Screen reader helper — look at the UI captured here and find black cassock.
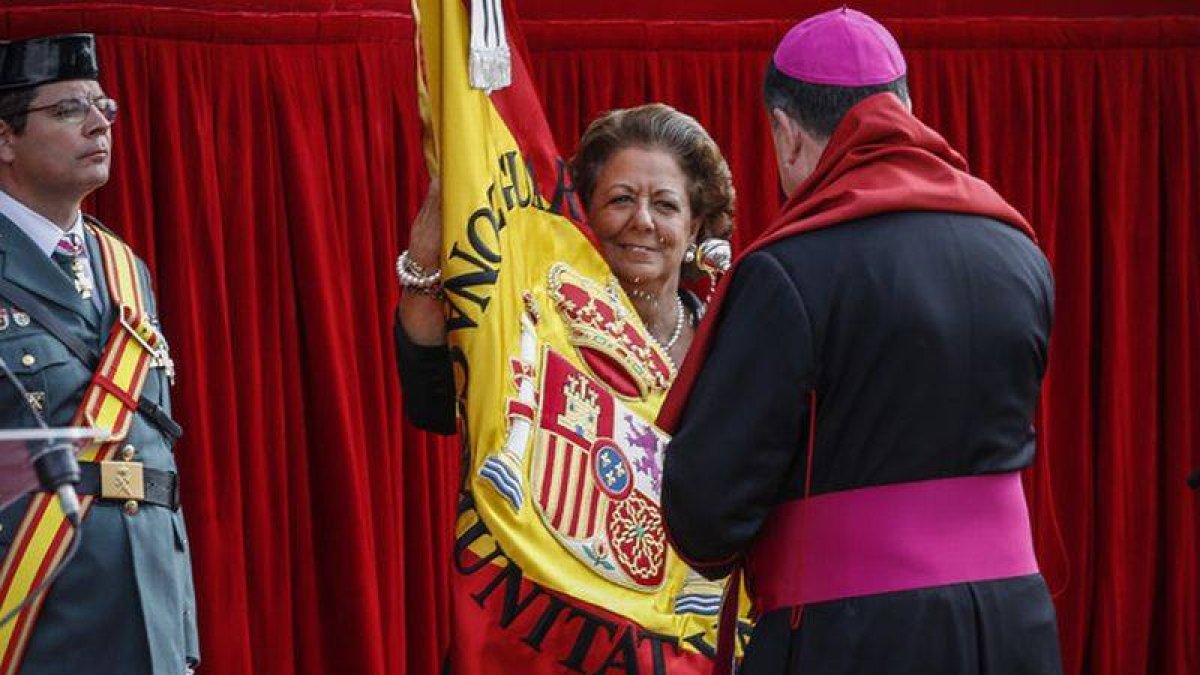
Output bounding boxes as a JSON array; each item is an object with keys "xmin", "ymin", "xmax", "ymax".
[{"xmin": 662, "ymin": 211, "xmax": 1063, "ymax": 675}]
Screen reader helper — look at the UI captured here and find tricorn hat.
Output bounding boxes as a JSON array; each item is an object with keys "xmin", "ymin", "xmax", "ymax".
[{"xmin": 0, "ymin": 33, "xmax": 99, "ymax": 92}]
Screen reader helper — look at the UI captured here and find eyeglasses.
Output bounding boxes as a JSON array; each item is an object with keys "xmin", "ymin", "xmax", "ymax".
[{"xmin": 21, "ymin": 96, "xmax": 119, "ymax": 125}]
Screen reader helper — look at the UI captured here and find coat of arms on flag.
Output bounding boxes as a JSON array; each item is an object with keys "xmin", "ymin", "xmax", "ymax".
[
  {"xmin": 470, "ymin": 265, "xmax": 695, "ymax": 596},
  {"xmin": 532, "ymin": 349, "xmax": 670, "ymax": 591}
]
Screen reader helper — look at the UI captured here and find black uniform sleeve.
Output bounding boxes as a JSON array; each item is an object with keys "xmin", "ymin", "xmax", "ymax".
[
  {"xmin": 393, "ymin": 310, "xmax": 458, "ymax": 435},
  {"xmin": 662, "ymin": 251, "xmax": 816, "ymax": 578}
]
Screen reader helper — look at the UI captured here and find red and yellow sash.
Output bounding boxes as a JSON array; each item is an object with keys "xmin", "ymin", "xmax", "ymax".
[{"xmin": 0, "ymin": 225, "xmax": 162, "ymax": 674}]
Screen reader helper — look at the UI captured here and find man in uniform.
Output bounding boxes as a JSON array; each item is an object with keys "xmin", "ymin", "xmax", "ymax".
[
  {"xmin": 659, "ymin": 8, "xmax": 1062, "ymax": 674},
  {"xmin": 0, "ymin": 34, "xmax": 199, "ymax": 674}
]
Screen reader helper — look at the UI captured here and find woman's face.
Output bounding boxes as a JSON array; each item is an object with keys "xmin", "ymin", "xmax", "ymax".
[{"xmin": 588, "ymin": 146, "xmax": 699, "ymax": 291}]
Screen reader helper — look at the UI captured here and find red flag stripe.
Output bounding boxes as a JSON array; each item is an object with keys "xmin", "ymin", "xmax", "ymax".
[
  {"xmin": 553, "ymin": 441, "xmax": 575, "ymax": 531},
  {"xmin": 539, "ymin": 437, "xmax": 557, "ymax": 520},
  {"xmin": 566, "ymin": 449, "xmax": 589, "ymax": 538}
]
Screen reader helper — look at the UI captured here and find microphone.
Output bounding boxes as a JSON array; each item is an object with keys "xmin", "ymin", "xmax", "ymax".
[{"xmin": 0, "ymin": 355, "xmax": 82, "ymax": 526}]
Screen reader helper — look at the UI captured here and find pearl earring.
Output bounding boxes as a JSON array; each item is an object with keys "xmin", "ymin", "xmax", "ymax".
[{"xmin": 683, "ymin": 242, "xmax": 698, "ymax": 264}]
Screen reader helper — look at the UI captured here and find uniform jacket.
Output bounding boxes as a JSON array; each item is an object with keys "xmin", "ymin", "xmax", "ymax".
[{"xmin": 0, "ymin": 213, "xmax": 199, "ymax": 675}]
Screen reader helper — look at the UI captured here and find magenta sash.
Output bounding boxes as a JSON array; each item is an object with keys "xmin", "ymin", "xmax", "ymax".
[{"xmin": 746, "ymin": 472, "xmax": 1039, "ymax": 611}]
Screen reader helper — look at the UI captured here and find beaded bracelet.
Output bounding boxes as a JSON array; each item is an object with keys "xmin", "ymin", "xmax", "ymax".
[{"xmin": 396, "ymin": 250, "xmax": 444, "ymax": 298}]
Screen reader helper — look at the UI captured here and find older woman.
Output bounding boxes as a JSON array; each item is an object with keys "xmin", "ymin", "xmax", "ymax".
[{"xmin": 395, "ymin": 103, "xmax": 734, "ymax": 431}]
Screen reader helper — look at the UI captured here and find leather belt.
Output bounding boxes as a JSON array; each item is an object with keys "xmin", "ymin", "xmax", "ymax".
[{"xmin": 77, "ymin": 461, "xmax": 180, "ymax": 510}]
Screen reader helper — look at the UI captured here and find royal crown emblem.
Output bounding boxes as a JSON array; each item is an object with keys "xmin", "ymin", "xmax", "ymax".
[{"xmin": 547, "ymin": 263, "xmax": 674, "ymax": 398}]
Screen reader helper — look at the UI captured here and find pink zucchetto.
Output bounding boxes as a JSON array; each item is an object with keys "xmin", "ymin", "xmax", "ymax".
[{"xmin": 773, "ymin": 7, "xmax": 906, "ymax": 87}]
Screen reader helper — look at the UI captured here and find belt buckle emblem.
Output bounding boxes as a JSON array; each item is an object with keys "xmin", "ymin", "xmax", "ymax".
[{"xmin": 100, "ymin": 460, "xmax": 145, "ymax": 501}]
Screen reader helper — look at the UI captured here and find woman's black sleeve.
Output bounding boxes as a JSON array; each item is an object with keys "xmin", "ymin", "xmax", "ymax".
[{"xmin": 394, "ymin": 310, "xmax": 458, "ymax": 435}]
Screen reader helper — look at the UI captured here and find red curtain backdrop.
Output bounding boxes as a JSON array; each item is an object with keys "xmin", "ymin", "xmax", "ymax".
[{"xmin": 2, "ymin": 3, "xmax": 1198, "ymax": 675}]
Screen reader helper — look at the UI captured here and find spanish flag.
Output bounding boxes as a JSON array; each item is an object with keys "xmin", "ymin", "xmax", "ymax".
[{"xmin": 413, "ymin": 0, "xmax": 727, "ymax": 671}]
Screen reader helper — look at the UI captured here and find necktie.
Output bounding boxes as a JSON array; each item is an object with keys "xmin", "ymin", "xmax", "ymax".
[{"xmin": 51, "ymin": 234, "xmax": 94, "ymax": 300}]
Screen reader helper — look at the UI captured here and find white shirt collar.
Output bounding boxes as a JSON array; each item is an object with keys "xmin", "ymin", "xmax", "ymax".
[{"xmin": 0, "ymin": 189, "xmax": 85, "ymax": 258}]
